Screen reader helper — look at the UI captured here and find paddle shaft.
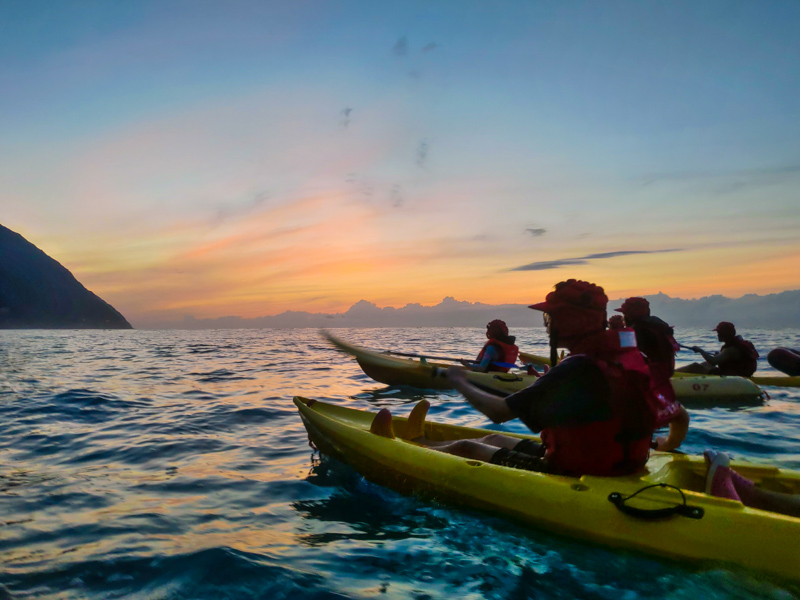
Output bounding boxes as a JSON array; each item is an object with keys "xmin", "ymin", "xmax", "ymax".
[
  {"xmin": 678, "ymin": 343, "xmax": 703, "ymax": 352},
  {"xmin": 385, "ymin": 350, "xmax": 518, "ymax": 370}
]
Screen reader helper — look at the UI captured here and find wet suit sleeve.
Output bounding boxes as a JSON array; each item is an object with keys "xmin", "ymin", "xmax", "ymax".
[
  {"xmin": 476, "ymin": 345, "xmax": 498, "ymax": 371},
  {"xmin": 504, "ymin": 355, "xmax": 614, "ymax": 433},
  {"xmin": 467, "ymin": 345, "xmax": 498, "ymax": 371}
]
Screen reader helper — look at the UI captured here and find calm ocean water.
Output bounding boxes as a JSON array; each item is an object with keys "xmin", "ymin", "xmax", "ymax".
[{"xmin": 1, "ymin": 327, "xmax": 799, "ymax": 599}]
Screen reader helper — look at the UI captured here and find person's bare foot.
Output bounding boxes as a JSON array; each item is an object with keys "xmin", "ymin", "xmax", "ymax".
[
  {"xmin": 402, "ymin": 400, "xmax": 430, "ymax": 440},
  {"xmin": 370, "ymin": 408, "xmax": 395, "ymax": 438},
  {"xmin": 704, "ymin": 450, "xmax": 740, "ymax": 501}
]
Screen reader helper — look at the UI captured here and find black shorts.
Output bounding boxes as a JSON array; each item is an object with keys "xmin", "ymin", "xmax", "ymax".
[
  {"xmin": 490, "ymin": 439, "xmax": 549, "ymax": 473},
  {"xmin": 512, "ymin": 438, "xmax": 546, "ymax": 457}
]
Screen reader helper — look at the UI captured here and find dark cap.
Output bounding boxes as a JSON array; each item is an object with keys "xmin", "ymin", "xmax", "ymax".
[
  {"xmin": 614, "ymin": 297, "xmax": 650, "ymax": 321},
  {"xmin": 713, "ymin": 321, "xmax": 736, "ymax": 336},
  {"xmin": 529, "ymin": 279, "xmax": 607, "ymax": 313}
]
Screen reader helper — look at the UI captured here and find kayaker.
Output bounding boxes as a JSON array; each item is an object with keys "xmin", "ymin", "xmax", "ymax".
[
  {"xmin": 371, "ymin": 279, "xmax": 660, "ymax": 477},
  {"xmin": 676, "ymin": 321, "xmax": 759, "ymax": 377},
  {"xmin": 767, "ymin": 347, "xmax": 800, "ymax": 376},
  {"xmin": 608, "ymin": 315, "xmax": 625, "ymax": 330},
  {"xmin": 460, "ymin": 319, "xmax": 519, "ymax": 373},
  {"xmin": 615, "ymin": 297, "xmax": 689, "ymax": 452},
  {"xmin": 705, "ymin": 450, "xmax": 800, "ymax": 518}
]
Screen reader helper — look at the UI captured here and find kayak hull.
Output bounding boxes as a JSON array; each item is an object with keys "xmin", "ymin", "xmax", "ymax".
[
  {"xmin": 521, "ymin": 352, "xmax": 800, "ymax": 388},
  {"xmin": 672, "ymin": 370, "xmax": 800, "ymax": 388},
  {"xmin": 295, "ymin": 397, "xmax": 800, "ymax": 581},
  {"xmin": 327, "ymin": 333, "xmax": 764, "ymax": 405}
]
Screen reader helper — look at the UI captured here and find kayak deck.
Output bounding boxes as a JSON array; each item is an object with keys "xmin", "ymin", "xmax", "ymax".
[{"xmin": 295, "ymin": 396, "xmax": 800, "ymax": 582}]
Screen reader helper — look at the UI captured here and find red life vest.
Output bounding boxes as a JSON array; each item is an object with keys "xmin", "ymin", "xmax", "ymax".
[
  {"xmin": 631, "ymin": 317, "xmax": 681, "ymax": 427},
  {"xmin": 542, "ymin": 328, "xmax": 657, "ymax": 476},
  {"xmin": 716, "ymin": 337, "xmax": 759, "ymax": 377},
  {"xmin": 633, "ymin": 316, "xmax": 679, "ymax": 380},
  {"xmin": 477, "ymin": 339, "xmax": 520, "ymax": 372}
]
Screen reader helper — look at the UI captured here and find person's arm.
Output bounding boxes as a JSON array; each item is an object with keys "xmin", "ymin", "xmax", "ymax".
[
  {"xmin": 653, "ymin": 405, "xmax": 690, "ymax": 451},
  {"xmin": 691, "ymin": 346, "xmax": 717, "ymax": 363},
  {"xmin": 474, "ymin": 345, "xmax": 498, "ymax": 372},
  {"xmin": 446, "ymin": 367, "xmax": 514, "ymax": 423},
  {"xmin": 706, "ymin": 346, "xmax": 740, "ymax": 367},
  {"xmin": 460, "ymin": 345, "xmax": 498, "ymax": 372}
]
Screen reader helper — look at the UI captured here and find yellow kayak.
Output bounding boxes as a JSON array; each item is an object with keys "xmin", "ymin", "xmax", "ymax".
[
  {"xmin": 672, "ymin": 371, "xmax": 800, "ymax": 388},
  {"xmin": 521, "ymin": 352, "xmax": 800, "ymax": 388},
  {"xmin": 295, "ymin": 397, "xmax": 800, "ymax": 581},
  {"xmin": 326, "ymin": 333, "xmax": 764, "ymax": 405}
]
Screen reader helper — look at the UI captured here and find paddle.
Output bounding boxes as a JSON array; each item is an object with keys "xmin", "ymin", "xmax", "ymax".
[
  {"xmin": 384, "ymin": 350, "xmax": 519, "ymax": 371},
  {"xmin": 678, "ymin": 343, "xmax": 702, "ymax": 353}
]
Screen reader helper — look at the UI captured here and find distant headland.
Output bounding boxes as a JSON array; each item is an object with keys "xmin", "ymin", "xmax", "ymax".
[
  {"xmin": 151, "ymin": 291, "xmax": 800, "ymax": 330},
  {"xmin": 0, "ymin": 224, "xmax": 132, "ymax": 329}
]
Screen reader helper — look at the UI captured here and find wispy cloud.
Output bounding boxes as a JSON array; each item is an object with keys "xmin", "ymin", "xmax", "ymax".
[
  {"xmin": 416, "ymin": 138, "xmax": 429, "ymax": 168},
  {"xmin": 637, "ymin": 165, "xmax": 800, "ymax": 190},
  {"xmin": 392, "ymin": 36, "xmax": 408, "ymax": 57},
  {"xmin": 525, "ymin": 228, "xmax": 546, "ymax": 237},
  {"xmin": 211, "ymin": 191, "xmax": 270, "ymax": 226},
  {"xmin": 510, "ymin": 249, "xmax": 682, "ymax": 271}
]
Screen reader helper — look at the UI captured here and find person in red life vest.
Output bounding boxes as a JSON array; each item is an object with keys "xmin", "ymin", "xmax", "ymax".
[
  {"xmin": 615, "ymin": 297, "xmax": 689, "ymax": 452},
  {"xmin": 460, "ymin": 319, "xmax": 519, "ymax": 373},
  {"xmin": 676, "ymin": 321, "xmax": 759, "ymax": 377},
  {"xmin": 608, "ymin": 315, "xmax": 625, "ymax": 330},
  {"xmin": 766, "ymin": 347, "xmax": 800, "ymax": 376},
  {"xmin": 370, "ymin": 279, "xmax": 659, "ymax": 477}
]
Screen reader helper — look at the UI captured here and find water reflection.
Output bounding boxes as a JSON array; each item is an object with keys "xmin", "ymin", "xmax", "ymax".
[{"xmin": 352, "ymin": 385, "xmax": 449, "ymax": 406}]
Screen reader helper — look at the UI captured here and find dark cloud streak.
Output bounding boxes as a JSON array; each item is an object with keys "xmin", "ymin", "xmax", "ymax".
[
  {"xmin": 510, "ymin": 248, "xmax": 682, "ymax": 271},
  {"xmin": 525, "ymin": 228, "xmax": 546, "ymax": 237},
  {"xmin": 392, "ymin": 36, "xmax": 408, "ymax": 57}
]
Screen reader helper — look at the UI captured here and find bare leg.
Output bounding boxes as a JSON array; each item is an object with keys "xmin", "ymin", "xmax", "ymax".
[
  {"xmin": 371, "ymin": 406, "xmax": 519, "ymax": 450},
  {"xmin": 426, "ymin": 438, "xmax": 503, "ymax": 462},
  {"xmin": 706, "ymin": 451, "xmax": 800, "ymax": 518},
  {"xmin": 423, "ymin": 434, "xmax": 550, "ymax": 472},
  {"xmin": 733, "ymin": 478, "xmax": 800, "ymax": 518},
  {"xmin": 416, "ymin": 432, "xmax": 522, "ymax": 450},
  {"xmin": 371, "ymin": 409, "xmax": 548, "ymax": 471},
  {"xmin": 675, "ymin": 362, "xmax": 713, "ymax": 374}
]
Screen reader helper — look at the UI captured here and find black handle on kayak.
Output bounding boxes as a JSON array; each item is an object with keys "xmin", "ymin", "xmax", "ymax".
[
  {"xmin": 608, "ymin": 484, "xmax": 704, "ymax": 520},
  {"xmin": 492, "ymin": 374, "xmax": 524, "ymax": 382}
]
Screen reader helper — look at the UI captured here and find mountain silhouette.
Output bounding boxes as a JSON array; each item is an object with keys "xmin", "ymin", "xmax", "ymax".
[
  {"xmin": 0, "ymin": 224, "xmax": 132, "ymax": 329},
  {"xmin": 153, "ymin": 291, "xmax": 800, "ymax": 329}
]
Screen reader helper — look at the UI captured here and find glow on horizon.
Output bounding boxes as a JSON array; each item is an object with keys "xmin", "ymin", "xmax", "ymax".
[{"xmin": 2, "ymin": 2, "xmax": 800, "ymax": 327}]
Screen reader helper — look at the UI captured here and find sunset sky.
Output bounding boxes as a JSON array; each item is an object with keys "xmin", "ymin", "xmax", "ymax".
[{"xmin": 2, "ymin": 1, "xmax": 799, "ymax": 327}]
